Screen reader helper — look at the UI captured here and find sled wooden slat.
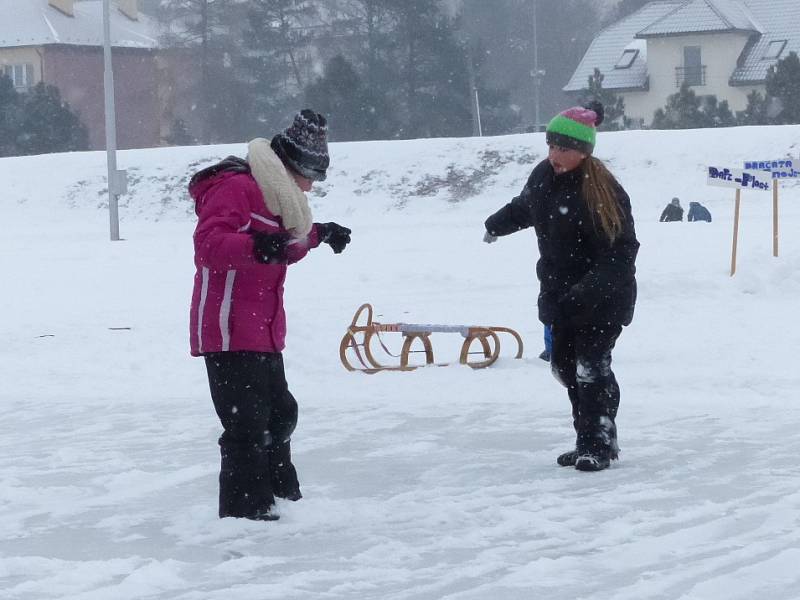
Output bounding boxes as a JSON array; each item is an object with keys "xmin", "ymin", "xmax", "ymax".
[{"xmin": 339, "ymin": 303, "xmax": 524, "ymax": 373}]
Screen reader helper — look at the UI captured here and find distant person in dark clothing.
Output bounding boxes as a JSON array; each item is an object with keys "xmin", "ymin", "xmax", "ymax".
[
  {"xmin": 687, "ymin": 201, "xmax": 712, "ymax": 222},
  {"xmin": 660, "ymin": 197, "xmax": 683, "ymax": 222}
]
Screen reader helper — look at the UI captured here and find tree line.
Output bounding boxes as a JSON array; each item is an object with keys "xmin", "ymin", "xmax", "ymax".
[{"xmin": 156, "ymin": 0, "xmax": 605, "ymax": 144}]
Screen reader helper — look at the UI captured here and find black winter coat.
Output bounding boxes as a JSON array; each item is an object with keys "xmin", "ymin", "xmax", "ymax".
[
  {"xmin": 485, "ymin": 159, "xmax": 639, "ymax": 328},
  {"xmin": 687, "ymin": 202, "xmax": 712, "ymax": 222},
  {"xmin": 659, "ymin": 203, "xmax": 683, "ymax": 222}
]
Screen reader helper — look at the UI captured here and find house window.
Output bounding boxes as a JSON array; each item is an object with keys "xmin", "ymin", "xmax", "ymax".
[
  {"xmin": 1, "ymin": 63, "xmax": 34, "ymax": 91},
  {"xmin": 615, "ymin": 49, "xmax": 639, "ymax": 69},
  {"xmin": 763, "ymin": 40, "xmax": 787, "ymax": 60},
  {"xmin": 677, "ymin": 46, "xmax": 704, "ymax": 87}
]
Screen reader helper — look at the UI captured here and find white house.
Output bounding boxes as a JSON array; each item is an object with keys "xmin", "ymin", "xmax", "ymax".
[{"xmin": 564, "ymin": 0, "xmax": 800, "ymax": 126}]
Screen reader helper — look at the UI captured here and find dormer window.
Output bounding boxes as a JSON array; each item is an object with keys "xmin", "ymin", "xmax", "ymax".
[
  {"xmin": 763, "ymin": 40, "xmax": 787, "ymax": 60},
  {"xmin": 615, "ymin": 48, "xmax": 639, "ymax": 69}
]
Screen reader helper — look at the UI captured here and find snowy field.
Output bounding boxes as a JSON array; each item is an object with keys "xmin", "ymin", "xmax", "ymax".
[{"xmin": 2, "ymin": 125, "xmax": 800, "ymax": 599}]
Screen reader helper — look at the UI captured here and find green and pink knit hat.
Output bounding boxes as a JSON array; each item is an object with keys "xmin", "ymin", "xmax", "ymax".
[{"xmin": 545, "ymin": 101, "xmax": 605, "ymax": 154}]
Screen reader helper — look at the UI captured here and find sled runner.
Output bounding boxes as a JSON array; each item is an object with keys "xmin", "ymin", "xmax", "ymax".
[{"xmin": 339, "ymin": 303, "xmax": 524, "ymax": 373}]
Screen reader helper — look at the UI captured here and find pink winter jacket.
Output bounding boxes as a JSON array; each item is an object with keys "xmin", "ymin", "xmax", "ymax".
[{"xmin": 189, "ymin": 159, "xmax": 321, "ymax": 356}]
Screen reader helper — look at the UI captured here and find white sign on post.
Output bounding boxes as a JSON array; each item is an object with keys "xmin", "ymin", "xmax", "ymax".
[
  {"xmin": 744, "ymin": 159, "xmax": 800, "ymax": 179},
  {"xmin": 707, "ymin": 167, "xmax": 771, "ymax": 191},
  {"xmin": 742, "ymin": 159, "xmax": 797, "ymax": 259},
  {"xmin": 707, "ymin": 165, "xmax": 772, "ymax": 277}
]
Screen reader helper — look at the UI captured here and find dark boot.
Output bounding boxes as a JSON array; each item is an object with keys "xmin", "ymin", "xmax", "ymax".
[
  {"xmin": 269, "ymin": 440, "xmax": 302, "ymax": 501},
  {"xmin": 557, "ymin": 449, "xmax": 578, "ymax": 466},
  {"xmin": 575, "ymin": 453, "xmax": 611, "ymax": 471},
  {"xmin": 574, "ymin": 415, "xmax": 619, "ymax": 472},
  {"xmin": 218, "ymin": 435, "xmax": 276, "ymax": 519}
]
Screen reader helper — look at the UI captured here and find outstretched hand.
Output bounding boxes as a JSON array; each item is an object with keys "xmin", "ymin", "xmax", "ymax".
[
  {"xmin": 319, "ymin": 222, "xmax": 352, "ymax": 254},
  {"xmin": 483, "ymin": 231, "xmax": 498, "ymax": 244}
]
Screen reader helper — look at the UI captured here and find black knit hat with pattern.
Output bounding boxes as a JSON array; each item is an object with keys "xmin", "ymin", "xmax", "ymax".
[{"xmin": 271, "ymin": 109, "xmax": 330, "ymax": 182}]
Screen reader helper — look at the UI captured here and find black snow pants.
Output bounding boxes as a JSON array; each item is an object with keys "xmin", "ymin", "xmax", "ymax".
[
  {"xmin": 550, "ymin": 320, "xmax": 623, "ymax": 459},
  {"xmin": 204, "ymin": 351, "xmax": 301, "ymax": 519}
]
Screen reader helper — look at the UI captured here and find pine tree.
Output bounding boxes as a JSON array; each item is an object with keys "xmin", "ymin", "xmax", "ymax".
[
  {"xmin": 0, "ymin": 74, "xmax": 22, "ymax": 157},
  {"xmin": 700, "ymin": 96, "xmax": 736, "ymax": 128},
  {"xmin": 165, "ymin": 117, "xmax": 195, "ymax": 146},
  {"xmin": 602, "ymin": 0, "xmax": 651, "ymax": 26},
  {"xmin": 652, "ymin": 83, "xmax": 704, "ymax": 129},
  {"xmin": 243, "ymin": 0, "xmax": 319, "ymax": 136},
  {"xmin": 16, "ymin": 83, "xmax": 88, "ymax": 155},
  {"xmin": 387, "ymin": 0, "xmax": 471, "ymax": 138},
  {"xmin": 737, "ymin": 90, "xmax": 768, "ymax": 125},
  {"xmin": 305, "ymin": 54, "xmax": 387, "ymax": 141},
  {"xmin": 577, "ymin": 68, "xmax": 627, "ymax": 131},
  {"xmin": 652, "ymin": 84, "xmax": 736, "ymax": 129},
  {"xmin": 765, "ymin": 51, "xmax": 800, "ymax": 124},
  {"xmin": 157, "ymin": 0, "xmax": 244, "ymax": 143}
]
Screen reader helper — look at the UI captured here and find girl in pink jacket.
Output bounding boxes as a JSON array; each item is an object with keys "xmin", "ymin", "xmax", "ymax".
[{"xmin": 189, "ymin": 110, "xmax": 350, "ymax": 521}]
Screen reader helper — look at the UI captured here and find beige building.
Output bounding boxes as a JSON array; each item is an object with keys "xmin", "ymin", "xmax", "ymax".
[
  {"xmin": 0, "ymin": 0, "xmax": 197, "ymax": 150},
  {"xmin": 565, "ymin": 0, "xmax": 800, "ymax": 126}
]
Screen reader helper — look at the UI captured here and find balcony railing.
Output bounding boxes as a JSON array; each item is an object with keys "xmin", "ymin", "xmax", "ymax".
[{"xmin": 675, "ymin": 65, "xmax": 706, "ymax": 87}]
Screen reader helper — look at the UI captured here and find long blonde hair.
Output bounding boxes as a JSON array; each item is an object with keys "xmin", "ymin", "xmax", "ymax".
[{"xmin": 581, "ymin": 156, "xmax": 625, "ymax": 243}]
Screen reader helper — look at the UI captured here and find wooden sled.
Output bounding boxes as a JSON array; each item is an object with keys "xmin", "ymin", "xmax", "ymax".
[{"xmin": 339, "ymin": 303, "xmax": 524, "ymax": 373}]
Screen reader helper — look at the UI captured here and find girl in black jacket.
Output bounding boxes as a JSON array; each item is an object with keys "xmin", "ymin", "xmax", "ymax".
[{"xmin": 484, "ymin": 103, "xmax": 639, "ymax": 471}]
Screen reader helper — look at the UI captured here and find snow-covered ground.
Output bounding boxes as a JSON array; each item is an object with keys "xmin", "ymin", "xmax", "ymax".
[{"xmin": 2, "ymin": 125, "xmax": 800, "ymax": 599}]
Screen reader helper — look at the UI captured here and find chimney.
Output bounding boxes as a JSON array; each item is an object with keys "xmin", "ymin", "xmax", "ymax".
[
  {"xmin": 48, "ymin": 0, "xmax": 74, "ymax": 17},
  {"xmin": 118, "ymin": 0, "xmax": 139, "ymax": 21}
]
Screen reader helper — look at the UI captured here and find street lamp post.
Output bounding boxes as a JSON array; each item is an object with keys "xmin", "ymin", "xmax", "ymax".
[
  {"xmin": 532, "ymin": 0, "xmax": 545, "ymax": 132},
  {"xmin": 103, "ymin": 0, "xmax": 126, "ymax": 240}
]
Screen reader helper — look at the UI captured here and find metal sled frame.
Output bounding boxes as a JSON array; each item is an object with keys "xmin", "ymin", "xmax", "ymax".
[{"xmin": 339, "ymin": 303, "xmax": 524, "ymax": 373}]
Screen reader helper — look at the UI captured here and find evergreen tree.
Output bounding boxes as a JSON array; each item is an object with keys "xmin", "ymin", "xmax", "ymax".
[
  {"xmin": 577, "ymin": 68, "xmax": 627, "ymax": 131},
  {"xmin": 387, "ymin": 0, "xmax": 472, "ymax": 138},
  {"xmin": 158, "ymin": 0, "xmax": 244, "ymax": 143},
  {"xmin": 602, "ymin": 0, "xmax": 651, "ymax": 26},
  {"xmin": 527, "ymin": 0, "xmax": 602, "ymax": 127},
  {"xmin": 165, "ymin": 117, "xmax": 195, "ymax": 146},
  {"xmin": 305, "ymin": 54, "xmax": 389, "ymax": 141},
  {"xmin": 765, "ymin": 51, "xmax": 800, "ymax": 124},
  {"xmin": 476, "ymin": 87, "xmax": 521, "ymax": 136},
  {"xmin": 652, "ymin": 84, "xmax": 736, "ymax": 129},
  {"xmin": 737, "ymin": 90, "xmax": 768, "ymax": 126},
  {"xmin": 0, "ymin": 74, "xmax": 22, "ymax": 157},
  {"xmin": 243, "ymin": 0, "xmax": 319, "ymax": 136},
  {"xmin": 700, "ymin": 96, "xmax": 736, "ymax": 128},
  {"xmin": 16, "ymin": 83, "xmax": 88, "ymax": 155}
]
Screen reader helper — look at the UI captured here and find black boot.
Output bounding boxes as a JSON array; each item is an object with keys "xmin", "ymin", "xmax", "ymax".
[
  {"xmin": 557, "ymin": 449, "xmax": 578, "ymax": 466},
  {"xmin": 269, "ymin": 440, "xmax": 302, "ymax": 501},
  {"xmin": 218, "ymin": 437, "xmax": 276, "ymax": 519},
  {"xmin": 574, "ymin": 416, "xmax": 619, "ymax": 472},
  {"xmin": 575, "ymin": 453, "xmax": 611, "ymax": 471}
]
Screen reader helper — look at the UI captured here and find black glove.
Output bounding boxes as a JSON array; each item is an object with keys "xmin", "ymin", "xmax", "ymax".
[
  {"xmin": 252, "ymin": 231, "xmax": 291, "ymax": 263},
  {"xmin": 318, "ymin": 222, "xmax": 351, "ymax": 254}
]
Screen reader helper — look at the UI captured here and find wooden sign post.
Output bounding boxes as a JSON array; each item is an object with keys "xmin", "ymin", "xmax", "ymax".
[
  {"xmin": 743, "ymin": 159, "xmax": 800, "ymax": 258},
  {"xmin": 773, "ymin": 180, "xmax": 779, "ymax": 257},
  {"xmin": 707, "ymin": 166, "xmax": 772, "ymax": 276},
  {"xmin": 731, "ymin": 189, "xmax": 741, "ymax": 276}
]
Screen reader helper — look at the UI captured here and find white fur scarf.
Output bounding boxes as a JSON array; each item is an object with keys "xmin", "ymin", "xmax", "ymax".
[{"xmin": 246, "ymin": 138, "xmax": 313, "ymax": 237}]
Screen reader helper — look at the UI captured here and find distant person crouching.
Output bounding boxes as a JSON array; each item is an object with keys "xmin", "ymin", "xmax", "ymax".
[
  {"xmin": 660, "ymin": 197, "xmax": 683, "ymax": 222},
  {"xmin": 687, "ymin": 201, "xmax": 712, "ymax": 222},
  {"xmin": 189, "ymin": 110, "xmax": 351, "ymax": 521}
]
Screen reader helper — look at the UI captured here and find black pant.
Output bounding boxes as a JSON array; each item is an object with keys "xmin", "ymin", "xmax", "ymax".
[
  {"xmin": 550, "ymin": 320, "xmax": 623, "ymax": 459},
  {"xmin": 204, "ymin": 351, "xmax": 300, "ymax": 518}
]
